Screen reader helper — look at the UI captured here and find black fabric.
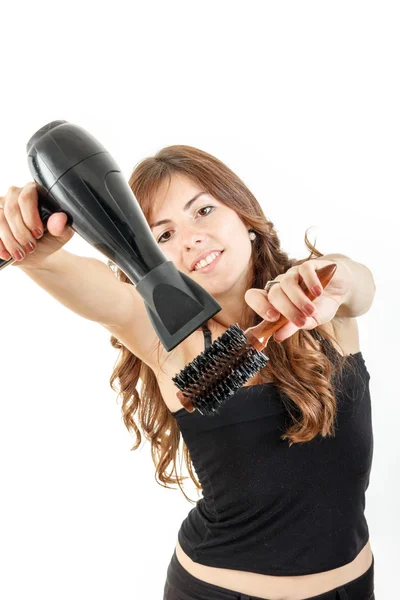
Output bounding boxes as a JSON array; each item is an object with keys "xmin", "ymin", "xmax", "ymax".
[
  {"xmin": 171, "ymin": 344, "xmax": 373, "ymax": 576},
  {"xmin": 163, "ymin": 549, "xmax": 375, "ymax": 599}
]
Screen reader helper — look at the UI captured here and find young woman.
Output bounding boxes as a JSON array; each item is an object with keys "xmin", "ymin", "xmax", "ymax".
[{"xmin": 0, "ymin": 145, "xmax": 375, "ymax": 600}]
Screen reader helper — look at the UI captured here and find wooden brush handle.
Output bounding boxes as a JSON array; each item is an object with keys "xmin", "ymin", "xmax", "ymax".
[{"xmin": 245, "ymin": 263, "xmax": 338, "ymax": 352}]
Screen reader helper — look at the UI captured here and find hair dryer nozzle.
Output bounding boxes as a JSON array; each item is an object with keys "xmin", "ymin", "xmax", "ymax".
[{"xmin": 136, "ymin": 262, "xmax": 221, "ymax": 351}]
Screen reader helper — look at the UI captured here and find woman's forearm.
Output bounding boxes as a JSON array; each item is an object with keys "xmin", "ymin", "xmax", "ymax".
[{"xmin": 18, "ymin": 249, "xmax": 133, "ymax": 326}]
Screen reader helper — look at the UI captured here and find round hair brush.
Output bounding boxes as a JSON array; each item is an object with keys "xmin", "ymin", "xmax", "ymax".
[{"xmin": 172, "ymin": 263, "xmax": 337, "ymax": 416}]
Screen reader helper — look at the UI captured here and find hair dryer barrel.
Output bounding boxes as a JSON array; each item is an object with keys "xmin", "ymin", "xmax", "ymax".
[{"xmin": 0, "ymin": 121, "xmax": 221, "ymax": 351}]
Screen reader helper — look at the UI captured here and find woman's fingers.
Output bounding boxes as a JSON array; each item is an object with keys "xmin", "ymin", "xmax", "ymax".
[
  {"xmin": 244, "ymin": 262, "xmax": 337, "ymax": 342},
  {"xmin": 244, "ymin": 282, "xmax": 321, "ymax": 342},
  {"xmin": 244, "ymin": 288, "xmax": 280, "ymax": 320},
  {"xmin": 278, "ymin": 268, "xmax": 320, "ymax": 318},
  {"xmin": 46, "ymin": 212, "xmax": 69, "ymax": 237},
  {"xmin": 245, "ymin": 286, "xmax": 315, "ymax": 328},
  {"xmin": 0, "ymin": 182, "xmax": 74, "ymax": 265},
  {"xmin": 272, "ymin": 316, "xmax": 318, "ymax": 342},
  {"xmin": 0, "ymin": 184, "xmax": 43, "ymax": 260}
]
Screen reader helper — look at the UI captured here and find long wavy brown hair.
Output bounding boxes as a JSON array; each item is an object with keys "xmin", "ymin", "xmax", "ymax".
[{"xmin": 106, "ymin": 145, "xmax": 355, "ymax": 503}]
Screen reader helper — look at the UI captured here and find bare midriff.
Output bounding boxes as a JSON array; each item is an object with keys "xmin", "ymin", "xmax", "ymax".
[{"xmin": 175, "ymin": 539, "xmax": 373, "ymax": 600}]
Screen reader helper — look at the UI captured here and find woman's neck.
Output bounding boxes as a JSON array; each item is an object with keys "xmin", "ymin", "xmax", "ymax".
[{"xmin": 210, "ymin": 276, "xmax": 253, "ymax": 329}]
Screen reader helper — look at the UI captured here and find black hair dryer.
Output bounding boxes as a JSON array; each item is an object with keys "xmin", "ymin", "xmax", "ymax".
[{"xmin": 0, "ymin": 121, "xmax": 221, "ymax": 351}]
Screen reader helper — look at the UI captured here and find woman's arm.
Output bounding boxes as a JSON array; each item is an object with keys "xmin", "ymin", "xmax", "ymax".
[{"xmin": 19, "ymin": 249, "xmax": 136, "ymax": 327}]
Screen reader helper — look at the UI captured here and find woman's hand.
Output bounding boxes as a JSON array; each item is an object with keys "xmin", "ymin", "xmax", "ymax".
[
  {"xmin": 244, "ymin": 259, "xmax": 353, "ymax": 342},
  {"xmin": 0, "ymin": 182, "xmax": 74, "ymax": 267}
]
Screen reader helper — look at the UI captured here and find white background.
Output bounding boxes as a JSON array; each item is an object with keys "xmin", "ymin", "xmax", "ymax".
[{"xmin": 0, "ymin": 1, "xmax": 398, "ymax": 598}]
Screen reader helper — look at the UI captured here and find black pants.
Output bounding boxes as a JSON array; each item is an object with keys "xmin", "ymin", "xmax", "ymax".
[{"xmin": 163, "ymin": 550, "xmax": 374, "ymax": 600}]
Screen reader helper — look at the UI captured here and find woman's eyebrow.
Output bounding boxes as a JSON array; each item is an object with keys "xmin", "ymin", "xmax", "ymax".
[{"xmin": 150, "ymin": 192, "xmax": 208, "ymax": 229}]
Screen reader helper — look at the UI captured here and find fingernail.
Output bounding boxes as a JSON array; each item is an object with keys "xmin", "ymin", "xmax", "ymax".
[
  {"xmin": 302, "ymin": 304, "xmax": 315, "ymax": 316},
  {"xmin": 295, "ymin": 315, "xmax": 306, "ymax": 327},
  {"xmin": 32, "ymin": 228, "xmax": 43, "ymax": 239},
  {"xmin": 14, "ymin": 249, "xmax": 24, "ymax": 261},
  {"xmin": 313, "ymin": 285, "xmax": 322, "ymax": 296},
  {"xmin": 267, "ymin": 309, "xmax": 280, "ymax": 319},
  {"xmin": 24, "ymin": 242, "xmax": 35, "ymax": 253}
]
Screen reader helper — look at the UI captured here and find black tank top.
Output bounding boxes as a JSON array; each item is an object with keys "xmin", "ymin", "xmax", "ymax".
[{"xmin": 171, "ymin": 342, "xmax": 373, "ymax": 576}]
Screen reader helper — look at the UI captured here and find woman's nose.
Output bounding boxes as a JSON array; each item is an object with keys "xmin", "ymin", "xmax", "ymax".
[{"xmin": 181, "ymin": 227, "xmax": 206, "ymax": 246}]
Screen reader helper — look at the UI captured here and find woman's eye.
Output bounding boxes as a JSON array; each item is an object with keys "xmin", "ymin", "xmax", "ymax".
[{"xmin": 157, "ymin": 206, "xmax": 214, "ymax": 243}]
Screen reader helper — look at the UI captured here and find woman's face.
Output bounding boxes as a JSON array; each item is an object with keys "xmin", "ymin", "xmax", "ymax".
[{"xmin": 150, "ymin": 173, "xmax": 254, "ymax": 298}]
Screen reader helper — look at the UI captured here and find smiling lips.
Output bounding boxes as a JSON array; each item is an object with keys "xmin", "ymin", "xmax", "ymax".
[{"xmin": 192, "ymin": 250, "xmax": 223, "ymax": 272}]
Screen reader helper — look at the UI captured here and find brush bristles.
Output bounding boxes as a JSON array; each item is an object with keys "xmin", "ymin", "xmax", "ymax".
[{"xmin": 172, "ymin": 324, "xmax": 269, "ymax": 416}]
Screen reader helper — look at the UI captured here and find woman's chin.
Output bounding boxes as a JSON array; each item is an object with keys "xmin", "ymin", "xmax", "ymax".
[{"xmin": 192, "ymin": 277, "xmax": 230, "ymax": 296}]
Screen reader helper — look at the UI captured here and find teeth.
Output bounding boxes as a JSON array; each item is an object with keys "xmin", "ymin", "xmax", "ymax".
[{"xmin": 194, "ymin": 251, "xmax": 221, "ymax": 270}]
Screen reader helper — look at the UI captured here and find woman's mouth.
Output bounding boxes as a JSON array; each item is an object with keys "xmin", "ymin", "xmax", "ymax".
[{"xmin": 192, "ymin": 250, "xmax": 224, "ymax": 273}]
